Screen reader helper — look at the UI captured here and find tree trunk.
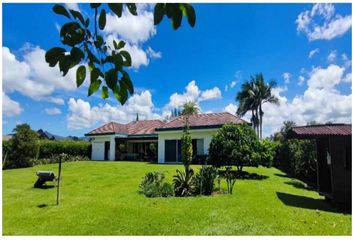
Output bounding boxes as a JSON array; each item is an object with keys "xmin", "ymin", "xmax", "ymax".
[{"xmin": 259, "ymin": 103, "xmax": 263, "ymax": 140}]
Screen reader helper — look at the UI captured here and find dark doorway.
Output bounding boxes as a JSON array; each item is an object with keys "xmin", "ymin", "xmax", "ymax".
[
  {"xmin": 104, "ymin": 141, "xmax": 110, "ymax": 160},
  {"xmin": 317, "ymin": 138, "xmax": 332, "ymax": 195},
  {"xmin": 165, "ymin": 140, "xmax": 177, "ymax": 162}
]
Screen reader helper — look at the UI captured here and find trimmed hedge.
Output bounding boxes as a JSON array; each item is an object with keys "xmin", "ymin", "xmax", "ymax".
[{"xmin": 38, "ymin": 140, "xmax": 91, "ymax": 159}]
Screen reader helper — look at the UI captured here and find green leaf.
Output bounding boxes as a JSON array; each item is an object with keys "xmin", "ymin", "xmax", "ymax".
[
  {"xmin": 70, "ymin": 47, "xmax": 84, "ymax": 64},
  {"xmin": 108, "ymin": 3, "xmax": 123, "ymax": 18},
  {"xmin": 171, "ymin": 6, "xmax": 182, "ymax": 30},
  {"xmin": 76, "ymin": 65, "xmax": 86, "ymax": 87},
  {"xmin": 88, "ymin": 79, "xmax": 102, "ymax": 96},
  {"xmin": 126, "ymin": 3, "xmax": 137, "ymax": 15},
  {"xmin": 120, "ymin": 50, "xmax": 132, "ymax": 67},
  {"xmin": 69, "ymin": 9, "xmax": 85, "ymax": 25},
  {"xmin": 121, "ymin": 71, "xmax": 134, "ymax": 94},
  {"xmin": 113, "ymin": 85, "xmax": 128, "ymax": 104},
  {"xmin": 60, "ymin": 22, "xmax": 84, "ymax": 46},
  {"xmin": 94, "ymin": 35, "xmax": 104, "ymax": 48},
  {"xmin": 90, "ymin": 3, "xmax": 101, "ymax": 9},
  {"xmin": 87, "ymin": 48, "xmax": 100, "ymax": 64},
  {"xmin": 99, "ymin": 9, "xmax": 106, "ymax": 30},
  {"xmin": 45, "ymin": 47, "xmax": 65, "ymax": 67},
  {"xmin": 58, "ymin": 55, "xmax": 73, "ymax": 76},
  {"xmin": 53, "ymin": 4, "xmax": 71, "ymax": 19},
  {"xmin": 105, "ymin": 69, "xmax": 118, "ymax": 89},
  {"xmin": 185, "ymin": 4, "xmax": 196, "ymax": 27},
  {"xmin": 113, "ymin": 40, "xmax": 125, "ymax": 50},
  {"xmin": 90, "ymin": 68, "xmax": 100, "ymax": 82},
  {"xmin": 85, "ymin": 18, "xmax": 90, "ymax": 28},
  {"xmin": 154, "ymin": 3, "xmax": 165, "ymax": 25},
  {"xmin": 101, "ymin": 86, "xmax": 109, "ymax": 99}
]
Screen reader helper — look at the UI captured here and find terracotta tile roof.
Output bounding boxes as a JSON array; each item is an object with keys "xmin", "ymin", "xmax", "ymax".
[
  {"xmin": 290, "ymin": 124, "xmax": 352, "ymax": 138},
  {"xmin": 156, "ymin": 112, "xmax": 247, "ymax": 130},
  {"xmin": 86, "ymin": 120, "xmax": 164, "ymax": 136}
]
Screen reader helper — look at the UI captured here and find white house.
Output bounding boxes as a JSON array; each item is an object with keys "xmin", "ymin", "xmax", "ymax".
[{"xmin": 85, "ymin": 112, "xmax": 247, "ymax": 163}]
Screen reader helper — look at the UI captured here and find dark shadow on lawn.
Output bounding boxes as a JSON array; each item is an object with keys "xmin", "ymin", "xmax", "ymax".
[
  {"xmin": 276, "ymin": 192, "xmax": 343, "ymax": 213},
  {"xmin": 218, "ymin": 170, "xmax": 269, "ymax": 180},
  {"xmin": 37, "ymin": 204, "xmax": 48, "ymax": 208},
  {"xmin": 33, "ymin": 185, "xmax": 55, "ymax": 189},
  {"xmin": 284, "ymin": 181, "xmax": 315, "ymax": 191}
]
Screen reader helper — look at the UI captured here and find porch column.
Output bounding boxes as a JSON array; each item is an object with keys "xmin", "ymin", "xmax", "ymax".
[{"xmin": 109, "ymin": 136, "xmax": 116, "ymax": 161}]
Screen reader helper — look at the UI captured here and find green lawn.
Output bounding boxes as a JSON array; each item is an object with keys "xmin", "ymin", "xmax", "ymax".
[{"xmin": 2, "ymin": 161, "xmax": 351, "ymax": 235}]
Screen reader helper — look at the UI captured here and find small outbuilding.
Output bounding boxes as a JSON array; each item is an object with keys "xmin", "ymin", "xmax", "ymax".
[{"xmin": 289, "ymin": 124, "xmax": 351, "ymax": 209}]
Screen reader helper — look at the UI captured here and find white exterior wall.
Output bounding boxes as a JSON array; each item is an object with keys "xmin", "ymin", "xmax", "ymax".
[
  {"xmin": 90, "ymin": 134, "xmax": 126, "ymax": 160},
  {"xmin": 157, "ymin": 128, "xmax": 219, "ymax": 163}
]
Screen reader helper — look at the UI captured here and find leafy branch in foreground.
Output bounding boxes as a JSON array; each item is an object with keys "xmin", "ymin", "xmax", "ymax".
[{"xmin": 46, "ymin": 3, "xmax": 196, "ymax": 104}]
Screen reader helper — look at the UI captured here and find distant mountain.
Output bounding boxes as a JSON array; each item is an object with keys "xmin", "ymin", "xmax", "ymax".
[{"xmin": 37, "ymin": 129, "xmax": 88, "ymax": 141}]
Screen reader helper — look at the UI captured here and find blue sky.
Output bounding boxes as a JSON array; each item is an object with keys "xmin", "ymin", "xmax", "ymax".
[{"xmin": 2, "ymin": 3, "xmax": 352, "ymax": 137}]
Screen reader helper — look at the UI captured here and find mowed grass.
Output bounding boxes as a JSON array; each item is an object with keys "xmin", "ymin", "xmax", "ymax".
[{"xmin": 3, "ymin": 161, "xmax": 351, "ymax": 235}]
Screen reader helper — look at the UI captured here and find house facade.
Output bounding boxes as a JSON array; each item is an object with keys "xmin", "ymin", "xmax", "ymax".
[{"xmin": 85, "ymin": 112, "xmax": 247, "ymax": 163}]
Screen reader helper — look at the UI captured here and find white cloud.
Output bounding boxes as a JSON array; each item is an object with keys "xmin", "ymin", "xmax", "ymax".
[
  {"xmin": 46, "ymin": 97, "xmax": 65, "ymax": 105},
  {"xmin": 260, "ymin": 64, "xmax": 351, "ymax": 137},
  {"xmin": 296, "ymin": 3, "xmax": 352, "ymax": 41},
  {"xmin": 298, "ymin": 75, "xmax": 305, "ymax": 86},
  {"xmin": 224, "ymin": 80, "xmax": 237, "ymax": 92},
  {"xmin": 327, "ymin": 50, "xmax": 337, "ymax": 62},
  {"xmin": 223, "ymin": 103, "xmax": 238, "ymax": 115},
  {"xmin": 343, "ymin": 73, "xmax": 352, "ymax": 83},
  {"xmin": 44, "ymin": 107, "xmax": 62, "ymax": 115},
  {"xmin": 146, "ymin": 47, "xmax": 162, "ymax": 59},
  {"xmin": 67, "ymin": 90, "xmax": 159, "ymax": 129},
  {"xmin": 3, "ymin": 45, "xmax": 77, "ymax": 101},
  {"xmin": 282, "ymin": 72, "xmax": 291, "ymax": 84},
  {"xmin": 3, "ymin": 92, "xmax": 22, "ymax": 117},
  {"xmin": 308, "ymin": 48, "xmax": 319, "ymax": 58},
  {"xmin": 200, "ymin": 87, "xmax": 222, "ymax": 101},
  {"xmin": 162, "ymin": 80, "xmax": 222, "ymax": 119},
  {"xmin": 342, "ymin": 53, "xmax": 352, "ymax": 69},
  {"xmin": 104, "ymin": 5, "xmax": 156, "ymax": 44}
]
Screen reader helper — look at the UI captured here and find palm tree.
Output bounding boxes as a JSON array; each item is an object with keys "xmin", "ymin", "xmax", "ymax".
[
  {"xmin": 236, "ymin": 74, "xmax": 279, "ymax": 139},
  {"xmin": 254, "ymin": 74, "xmax": 279, "ymax": 139},
  {"xmin": 181, "ymin": 101, "xmax": 199, "ymax": 130},
  {"xmin": 236, "ymin": 79, "xmax": 260, "ymax": 136}
]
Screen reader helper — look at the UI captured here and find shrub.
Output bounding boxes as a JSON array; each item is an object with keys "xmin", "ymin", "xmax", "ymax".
[
  {"xmin": 192, "ymin": 166, "xmax": 217, "ymax": 195},
  {"xmin": 34, "ymin": 154, "xmax": 90, "ymax": 165},
  {"xmin": 208, "ymin": 124, "xmax": 260, "ymax": 172},
  {"xmin": 224, "ymin": 166, "xmax": 237, "ymax": 194},
  {"xmin": 181, "ymin": 131, "xmax": 193, "ymax": 166},
  {"xmin": 173, "ymin": 168, "xmax": 196, "ymax": 197},
  {"xmin": 4, "ymin": 124, "xmax": 39, "ymax": 169},
  {"xmin": 140, "ymin": 171, "xmax": 173, "ymax": 198},
  {"xmin": 259, "ymin": 139, "xmax": 279, "ymax": 167},
  {"xmin": 38, "ymin": 140, "xmax": 91, "ymax": 159}
]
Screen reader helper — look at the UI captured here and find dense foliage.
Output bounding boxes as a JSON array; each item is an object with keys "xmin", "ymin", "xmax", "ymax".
[
  {"xmin": 192, "ymin": 166, "xmax": 217, "ymax": 195},
  {"xmin": 46, "ymin": 3, "xmax": 195, "ymax": 103},
  {"xmin": 273, "ymin": 121, "xmax": 317, "ymax": 184},
  {"xmin": 38, "ymin": 140, "xmax": 91, "ymax": 159},
  {"xmin": 258, "ymin": 139, "xmax": 279, "ymax": 167},
  {"xmin": 34, "ymin": 154, "xmax": 90, "ymax": 165},
  {"xmin": 4, "ymin": 124, "xmax": 40, "ymax": 169},
  {"xmin": 208, "ymin": 124, "xmax": 260, "ymax": 172},
  {"xmin": 140, "ymin": 171, "xmax": 173, "ymax": 198}
]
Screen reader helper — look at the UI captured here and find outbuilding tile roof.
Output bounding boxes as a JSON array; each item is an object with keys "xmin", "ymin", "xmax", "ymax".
[
  {"xmin": 156, "ymin": 112, "xmax": 247, "ymax": 130},
  {"xmin": 290, "ymin": 124, "xmax": 352, "ymax": 138}
]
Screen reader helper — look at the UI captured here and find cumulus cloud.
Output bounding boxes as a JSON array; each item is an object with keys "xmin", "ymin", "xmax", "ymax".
[
  {"xmin": 104, "ymin": 5, "xmax": 156, "ymax": 44},
  {"xmin": 260, "ymin": 64, "xmax": 351, "ymax": 137},
  {"xmin": 67, "ymin": 90, "xmax": 159, "ymax": 129},
  {"xmin": 298, "ymin": 75, "xmax": 305, "ymax": 86},
  {"xmin": 282, "ymin": 72, "xmax": 291, "ymax": 84},
  {"xmin": 296, "ymin": 3, "xmax": 352, "ymax": 41},
  {"xmin": 223, "ymin": 103, "xmax": 238, "ymax": 115},
  {"xmin": 44, "ymin": 107, "xmax": 62, "ymax": 115},
  {"xmin": 308, "ymin": 48, "xmax": 319, "ymax": 58},
  {"xmin": 146, "ymin": 47, "xmax": 162, "ymax": 59},
  {"xmin": 162, "ymin": 81, "xmax": 222, "ymax": 119},
  {"xmin": 3, "ymin": 45, "xmax": 77, "ymax": 101},
  {"xmin": 3, "ymin": 92, "xmax": 22, "ymax": 117}
]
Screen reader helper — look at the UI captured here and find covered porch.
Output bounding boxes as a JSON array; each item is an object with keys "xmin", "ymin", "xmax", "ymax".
[{"xmin": 115, "ymin": 137, "xmax": 158, "ymax": 162}]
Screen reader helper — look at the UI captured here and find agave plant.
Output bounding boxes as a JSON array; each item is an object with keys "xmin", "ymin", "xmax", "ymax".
[{"xmin": 173, "ymin": 168, "xmax": 196, "ymax": 197}]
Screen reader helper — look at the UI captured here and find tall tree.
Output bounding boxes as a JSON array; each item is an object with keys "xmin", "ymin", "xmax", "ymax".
[
  {"xmin": 181, "ymin": 101, "xmax": 199, "ymax": 130},
  {"xmin": 236, "ymin": 74, "xmax": 279, "ymax": 139},
  {"xmin": 254, "ymin": 73, "xmax": 279, "ymax": 139}
]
